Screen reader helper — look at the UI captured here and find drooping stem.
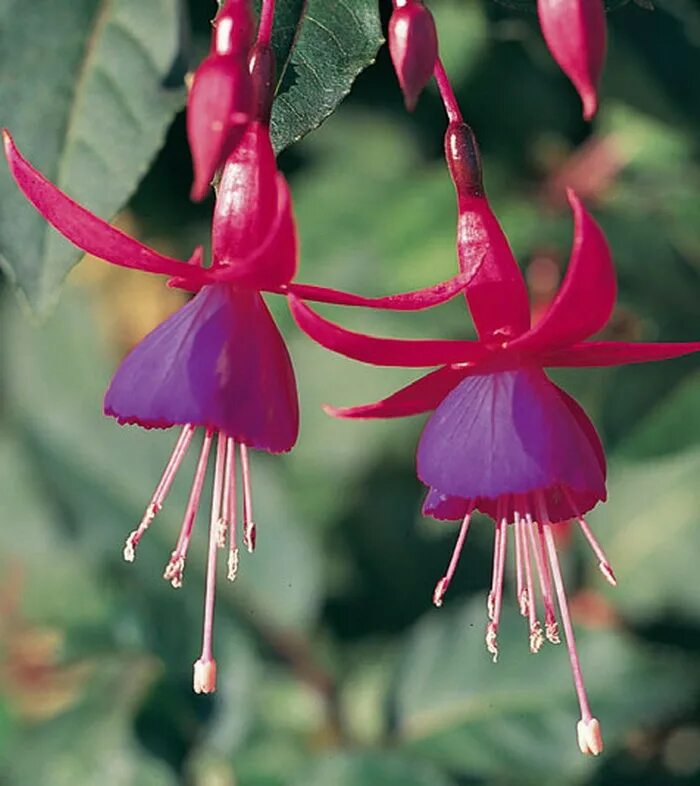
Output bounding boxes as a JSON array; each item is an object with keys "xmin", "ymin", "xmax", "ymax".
[
  {"xmin": 257, "ymin": 0, "xmax": 275, "ymax": 47},
  {"xmin": 434, "ymin": 56, "xmax": 463, "ymax": 124}
]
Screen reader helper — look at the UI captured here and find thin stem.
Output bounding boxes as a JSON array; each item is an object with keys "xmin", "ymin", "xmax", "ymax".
[
  {"xmin": 239, "ymin": 444, "xmax": 256, "ymax": 552},
  {"xmin": 433, "ymin": 56, "xmax": 463, "ymax": 124},
  {"xmin": 257, "ymin": 0, "xmax": 275, "ymax": 47}
]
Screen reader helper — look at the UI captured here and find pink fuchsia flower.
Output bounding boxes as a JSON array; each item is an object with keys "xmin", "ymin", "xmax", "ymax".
[
  {"xmin": 290, "ymin": 122, "xmax": 700, "ymax": 754},
  {"xmin": 389, "ymin": 0, "xmax": 439, "ymax": 111},
  {"xmin": 3, "ymin": 126, "xmax": 469, "ymax": 693},
  {"xmin": 537, "ymin": 0, "xmax": 607, "ymax": 121},
  {"xmin": 187, "ymin": 0, "xmax": 256, "ymax": 201}
]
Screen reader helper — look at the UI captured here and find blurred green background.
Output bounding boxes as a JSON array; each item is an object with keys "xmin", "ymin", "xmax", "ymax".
[{"xmin": 1, "ymin": 0, "xmax": 700, "ymax": 784}]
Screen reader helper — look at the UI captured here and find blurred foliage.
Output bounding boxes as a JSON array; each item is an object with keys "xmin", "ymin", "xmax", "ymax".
[{"xmin": 0, "ymin": 0, "xmax": 699, "ymax": 785}]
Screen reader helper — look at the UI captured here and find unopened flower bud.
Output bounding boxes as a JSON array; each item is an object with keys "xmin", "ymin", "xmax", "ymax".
[
  {"xmin": 388, "ymin": 0, "xmax": 438, "ymax": 111},
  {"xmin": 537, "ymin": 0, "xmax": 607, "ymax": 121},
  {"xmin": 187, "ymin": 55, "xmax": 254, "ymax": 201},
  {"xmin": 187, "ymin": 0, "xmax": 256, "ymax": 201}
]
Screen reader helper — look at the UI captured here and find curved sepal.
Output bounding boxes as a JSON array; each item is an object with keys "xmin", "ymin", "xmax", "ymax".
[
  {"xmin": 289, "ymin": 296, "xmax": 488, "ymax": 368},
  {"xmin": 543, "ymin": 340, "xmax": 700, "ymax": 368},
  {"xmin": 282, "ymin": 269, "xmax": 473, "ymax": 311},
  {"xmin": 511, "ymin": 190, "xmax": 615, "ymax": 353},
  {"xmin": 537, "ymin": 0, "xmax": 607, "ymax": 120},
  {"xmin": 327, "ymin": 366, "xmax": 470, "ymax": 419},
  {"xmin": 3, "ymin": 130, "xmax": 202, "ymax": 283}
]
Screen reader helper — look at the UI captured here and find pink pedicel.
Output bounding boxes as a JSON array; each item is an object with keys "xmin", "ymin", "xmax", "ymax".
[
  {"xmin": 290, "ymin": 119, "xmax": 700, "ymax": 754},
  {"xmin": 187, "ymin": 0, "xmax": 257, "ymax": 201},
  {"xmin": 537, "ymin": 0, "xmax": 607, "ymax": 120},
  {"xmin": 389, "ymin": 0, "xmax": 438, "ymax": 111}
]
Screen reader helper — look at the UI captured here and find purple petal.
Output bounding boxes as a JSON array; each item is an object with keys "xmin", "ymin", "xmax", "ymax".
[
  {"xmin": 104, "ymin": 285, "xmax": 299, "ymax": 453},
  {"xmin": 417, "ymin": 368, "xmax": 605, "ymax": 517}
]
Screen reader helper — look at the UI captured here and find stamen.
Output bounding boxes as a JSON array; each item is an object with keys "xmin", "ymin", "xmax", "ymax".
[
  {"xmin": 212, "ymin": 435, "xmax": 228, "ymax": 549},
  {"xmin": 193, "ymin": 437, "xmax": 224, "ymax": 695},
  {"xmin": 239, "ymin": 444, "xmax": 256, "ymax": 553},
  {"xmin": 163, "ymin": 429, "xmax": 214, "ymax": 588},
  {"xmin": 223, "ymin": 438, "xmax": 239, "ymax": 581},
  {"xmin": 123, "ymin": 425, "xmax": 195, "ymax": 561},
  {"xmin": 513, "ymin": 512, "xmax": 528, "ymax": 617},
  {"xmin": 486, "ymin": 514, "xmax": 508, "ymax": 663},
  {"xmin": 561, "ymin": 487, "xmax": 617, "ymax": 587},
  {"xmin": 526, "ymin": 512, "xmax": 560, "ymax": 645},
  {"xmin": 577, "ymin": 516, "xmax": 617, "ymax": 587},
  {"xmin": 432, "ymin": 510, "xmax": 473, "ymax": 607},
  {"xmin": 519, "ymin": 500, "xmax": 543, "ymax": 653},
  {"xmin": 543, "ymin": 523, "xmax": 603, "ymax": 756},
  {"xmin": 487, "ymin": 520, "xmax": 502, "ymax": 620}
]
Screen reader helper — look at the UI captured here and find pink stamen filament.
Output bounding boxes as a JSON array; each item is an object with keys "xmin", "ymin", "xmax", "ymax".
[
  {"xmin": 239, "ymin": 444, "xmax": 256, "ymax": 553},
  {"xmin": 542, "ymin": 523, "xmax": 602, "ymax": 754},
  {"xmin": 561, "ymin": 486, "xmax": 616, "ymax": 587},
  {"xmin": 519, "ymin": 504, "xmax": 542, "ymax": 652},
  {"xmin": 224, "ymin": 437, "xmax": 240, "ymax": 581},
  {"xmin": 577, "ymin": 516, "xmax": 617, "ymax": 587},
  {"xmin": 433, "ymin": 57, "xmax": 463, "ymax": 124},
  {"xmin": 164, "ymin": 429, "xmax": 214, "ymax": 588},
  {"xmin": 123, "ymin": 425, "xmax": 195, "ymax": 561},
  {"xmin": 487, "ymin": 518, "xmax": 502, "ymax": 620},
  {"xmin": 526, "ymin": 513, "xmax": 559, "ymax": 644},
  {"xmin": 514, "ymin": 512, "xmax": 527, "ymax": 616},
  {"xmin": 212, "ymin": 434, "xmax": 228, "ymax": 548},
  {"xmin": 486, "ymin": 516, "xmax": 508, "ymax": 663},
  {"xmin": 257, "ymin": 0, "xmax": 275, "ymax": 47},
  {"xmin": 193, "ymin": 447, "xmax": 224, "ymax": 694},
  {"xmin": 432, "ymin": 510, "xmax": 473, "ymax": 607}
]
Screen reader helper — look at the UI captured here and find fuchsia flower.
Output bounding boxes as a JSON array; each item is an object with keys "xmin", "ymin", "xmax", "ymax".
[
  {"xmin": 388, "ymin": 0, "xmax": 439, "ymax": 111},
  {"xmin": 290, "ymin": 121, "xmax": 700, "ymax": 755},
  {"xmin": 537, "ymin": 0, "xmax": 607, "ymax": 120},
  {"xmin": 3, "ymin": 120, "xmax": 468, "ymax": 692},
  {"xmin": 187, "ymin": 0, "xmax": 257, "ymax": 201}
]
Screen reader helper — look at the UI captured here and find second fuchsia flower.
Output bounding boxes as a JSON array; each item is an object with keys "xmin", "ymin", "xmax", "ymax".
[{"xmin": 291, "ymin": 120, "xmax": 700, "ymax": 755}]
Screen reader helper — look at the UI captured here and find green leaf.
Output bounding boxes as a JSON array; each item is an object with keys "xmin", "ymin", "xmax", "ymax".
[
  {"xmin": 587, "ymin": 448, "xmax": 700, "ymax": 623},
  {"xmin": 394, "ymin": 598, "xmax": 695, "ymax": 784},
  {"xmin": 0, "ymin": 0, "xmax": 186, "ymax": 313},
  {"xmin": 265, "ymin": 0, "xmax": 383, "ymax": 153},
  {"xmin": 616, "ymin": 370, "xmax": 700, "ymax": 460},
  {"xmin": 289, "ymin": 752, "xmax": 457, "ymax": 786},
  {"xmin": 218, "ymin": 0, "xmax": 383, "ymax": 153}
]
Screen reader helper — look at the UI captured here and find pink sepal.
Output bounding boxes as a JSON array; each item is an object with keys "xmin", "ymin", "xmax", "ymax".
[
  {"xmin": 326, "ymin": 366, "xmax": 472, "ymax": 419},
  {"xmin": 543, "ymin": 340, "xmax": 700, "ymax": 368},
  {"xmin": 282, "ymin": 269, "xmax": 473, "ymax": 310},
  {"xmin": 510, "ymin": 190, "xmax": 615, "ymax": 353},
  {"xmin": 3, "ymin": 130, "xmax": 203, "ymax": 282},
  {"xmin": 537, "ymin": 0, "xmax": 607, "ymax": 120},
  {"xmin": 289, "ymin": 296, "xmax": 487, "ymax": 367}
]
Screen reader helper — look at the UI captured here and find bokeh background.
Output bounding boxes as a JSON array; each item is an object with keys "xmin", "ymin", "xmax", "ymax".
[{"xmin": 1, "ymin": 0, "xmax": 700, "ymax": 784}]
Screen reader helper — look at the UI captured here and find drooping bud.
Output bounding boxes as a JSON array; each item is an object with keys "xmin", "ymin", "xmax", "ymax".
[
  {"xmin": 388, "ymin": 0, "xmax": 438, "ymax": 111},
  {"xmin": 537, "ymin": 0, "xmax": 607, "ymax": 121},
  {"xmin": 187, "ymin": 0, "xmax": 256, "ymax": 201}
]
